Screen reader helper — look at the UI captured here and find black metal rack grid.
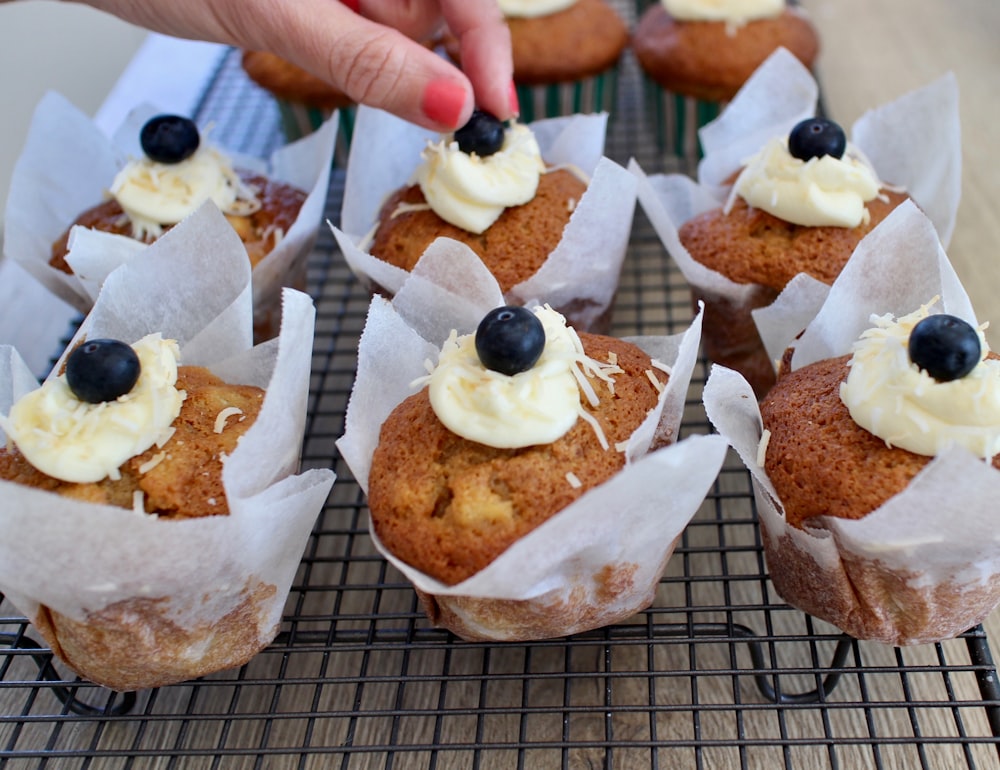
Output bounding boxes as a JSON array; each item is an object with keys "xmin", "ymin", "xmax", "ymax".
[{"xmin": 3, "ymin": 19, "xmax": 1000, "ymax": 769}]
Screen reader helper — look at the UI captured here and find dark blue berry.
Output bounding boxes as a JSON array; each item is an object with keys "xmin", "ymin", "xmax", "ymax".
[
  {"xmin": 907, "ymin": 314, "xmax": 981, "ymax": 382},
  {"xmin": 454, "ymin": 110, "xmax": 505, "ymax": 157},
  {"xmin": 475, "ymin": 306, "xmax": 546, "ymax": 376},
  {"xmin": 787, "ymin": 117, "xmax": 847, "ymax": 161},
  {"xmin": 66, "ymin": 339, "xmax": 141, "ymax": 403},
  {"xmin": 140, "ymin": 114, "xmax": 200, "ymax": 164}
]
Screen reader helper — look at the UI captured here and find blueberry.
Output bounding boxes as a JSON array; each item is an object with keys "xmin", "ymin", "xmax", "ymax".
[
  {"xmin": 140, "ymin": 114, "xmax": 200, "ymax": 164},
  {"xmin": 475, "ymin": 306, "xmax": 546, "ymax": 376},
  {"xmin": 907, "ymin": 314, "xmax": 981, "ymax": 382},
  {"xmin": 65, "ymin": 339, "xmax": 141, "ymax": 403},
  {"xmin": 454, "ymin": 110, "xmax": 505, "ymax": 157},
  {"xmin": 787, "ymin": 117, "xmax": 847, "ymax": 161}
]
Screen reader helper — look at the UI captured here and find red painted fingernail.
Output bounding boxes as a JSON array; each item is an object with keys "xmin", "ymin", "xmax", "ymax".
[
  {"xmin": 508, "ymin": 80, "xmax": 520, "ymax": 118},
  {"xmin": 341, "ymin": 0, "xmax": 360, "ymax": 12},
  {"xmin": 421, "ymin": 79, "xmax": 469, "ymax": 128}
]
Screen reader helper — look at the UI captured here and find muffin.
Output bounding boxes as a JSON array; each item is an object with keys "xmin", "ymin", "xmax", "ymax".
[
  {"xmin": 337, "ymin": 264, "xmax": 724, "ymax": 641},
  {"xmin": 677, "ymin": 114, "xmax": 908, "ymax": 396},
  {"xmin": 240, "ymin": 50, "xmax": 355, "ymax": 159},
  {"xmin": 442, "ymin": 0, "xmax": 628, "ymax": 121},
  {"xmin": 4, "ymin": 93, "xmax": 337, "ymax": 342},
  {"xmin": 703, "ymin": 202, "xmax": 1000, "ymax": 645},
  {"xmin": 0, "ymin": 337, "xmax": 263, "ymax": 517},
  {"xmin": 333, "ymin": 107, "xmax": 637, "ymax": 332},
  {"xmin": 368, "ymin": 115, "xmax": 587, "ymax": 295},
  {"xmin": 0, "ymin": 204, "xmax": 334, "ymax": 690},
  {"xmin": 633, "ymin": 0, "xmax": 819, "ymax": 157},
  {"xmin": 633, "ymin": 50, "xmax": 962, "ymax": 397}
]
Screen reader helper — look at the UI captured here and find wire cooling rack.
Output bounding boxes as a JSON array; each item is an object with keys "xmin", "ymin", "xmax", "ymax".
[{"xmin": 4, "ymin": 15, "xmax": 1000, "ymax": 769}]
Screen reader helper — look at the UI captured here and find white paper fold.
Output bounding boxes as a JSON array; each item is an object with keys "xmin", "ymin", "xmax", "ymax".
[
  {"xmin": 0, "ymin": 203, "xmax": 334, "ymax": 689},
  {"xmin": 336, "ymin": 255, "xmax": 727, "ymax": 640},
  {"xmin": 703, "ymin": 204, "xmax": 1000, "ymax": 645},
  {"xmin": 331, "ymin": 107, "xmax": 636, "ymax": 331},
  {"xmin": 3, "ymin": 91, "xmax": 338, "ymax": 337}
]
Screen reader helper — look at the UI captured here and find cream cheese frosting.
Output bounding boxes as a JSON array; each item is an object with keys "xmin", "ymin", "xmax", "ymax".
[
  {"xmin": 416, "ymin": 123, "xmax": 545, "ymax": 235},
  {"xmin": 840, "ymin": 303, "xmax": 1000, "ymax": 459},
  {"xmin": 729, "ymin": 136, "xmax": 881, "ymax": 228},
  {"xmin": 0, "ymin": 334, "xmax": 186, "ymax": 483},
  {"xmin": 110, "ymin": 142, "xmax": 261, "ymax": 240},
  {"xmin": 499, "ymin": 0, "xmax": 577, "ymax": 18},
  {"xmin": 662, "ymin": 0, "xmax": 784, "ymax": 25},
  {"xmin": 421, "ymin": 305, "xmax": 624, "ymax": 449}
]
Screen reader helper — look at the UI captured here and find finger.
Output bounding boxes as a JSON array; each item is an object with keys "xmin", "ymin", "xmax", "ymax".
[{"xmin": 439, "ymin": 0, "xmax": 515, "ymax": 121}]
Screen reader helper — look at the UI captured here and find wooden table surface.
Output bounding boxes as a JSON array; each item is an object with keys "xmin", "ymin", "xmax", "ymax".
[{"xmin": 0, "ymin": 0, "xmax": 999, "ymax": 766}]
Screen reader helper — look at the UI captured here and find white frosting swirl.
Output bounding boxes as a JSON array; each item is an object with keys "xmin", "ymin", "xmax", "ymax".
[
  {"xmin": 416, "ymin": 123, "xmax": 545, "ymax": 234},
  {"xmin": 840, "ymin": 303, "xmax": 1000, "ymax": 459},
  {"xmin": 499, "ymin": 0, "xmax": 577, "ymax": 18},
  {"xmin": 662, "ymin": 0, "xmax": 784, "ymax": 24},
  {"xmin": 423, "ymin": 306, "xmax": 623, "ymax": 449},
  {"xmin": 110, "ymin": 143, "xmax": 261, "ymax": 240},
  {"xmin": 1, "ymin": 334, "xmax": 186, "ymax": 483},
  {"xmin": 730, "ymin": 136, "xmax": 882, "ymax": 228}
]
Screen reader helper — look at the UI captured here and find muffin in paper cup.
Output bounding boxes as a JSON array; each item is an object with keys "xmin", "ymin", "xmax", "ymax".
[
  {"xmin": 632, "ymin": 0, "xmax": 819, "ymax": 159},
  {"xmin": 0, "ymin": 203, "xmax": 335, "ymax": 690},
  {"xmin": 703, "ymin": 201, "xmax": 1000, "ymax": 646},
  {"xmin": 631, "ymin": 47, "xmax": 961, "ymax": 397},
  {"xmin": 335, "ymin": 245, "xmax": 727, "ymax": 641},
  {"xmin": 331, "ymin": 107, "xmax": 636, "ymax": 334},
  {"xmin": 2, "ymin": 91, "xmax": 338, "ymax": 342}
]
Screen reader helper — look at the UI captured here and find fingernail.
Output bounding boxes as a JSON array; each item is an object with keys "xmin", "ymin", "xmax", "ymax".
[
  {"xmin": 421, "ymin": 79, "xmax": 469, "ymax": 128},
  {"xmin": 508, "ymin": 80, "xmax": 520, "ymax": 118},
  {"xmin": 341, "ymin": 0, "xmax": 360, "ymax": 12}
]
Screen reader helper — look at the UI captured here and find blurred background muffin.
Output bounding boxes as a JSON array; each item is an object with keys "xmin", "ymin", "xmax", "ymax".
[{"xmin": 632, "ymin": 0, "xmax": 819, "ymax": 157}]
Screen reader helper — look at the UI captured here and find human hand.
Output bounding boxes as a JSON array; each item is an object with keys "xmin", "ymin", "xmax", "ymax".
[{"xmin": 72, "ymin": 0, "xmax": 516, "ymax": 130}]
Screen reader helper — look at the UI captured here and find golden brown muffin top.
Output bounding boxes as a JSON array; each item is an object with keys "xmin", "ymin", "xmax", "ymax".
[
  {"xmin": 678, "ymin": 188, "xmax": 909, "ymax": 291},
  {"xmin": 369, "ymin": 168, "xmax": 587, "ymax": 293},
  {"xmin": 368, "ymin": 332, "xmax": 666, "ymax": 585},
  {"xmin": 0, "ymin": 366, "xmax": 263, "ymax": 517},
  {"xmin": 50, "ymin": 172, "xmax": 306, "ymax": 273},
  {"xmin": 761, "ymin": 354, "xmax": 1000, "ymax": 529},
  {"xmin": 632, "ymin": 6, "xmax": 819, "ymax": 102}
]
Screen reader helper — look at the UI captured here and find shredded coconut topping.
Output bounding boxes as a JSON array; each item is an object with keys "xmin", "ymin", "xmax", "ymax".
[{"xmin": 214, "ymin": 406, "xmax": 244, "ymax": 434}]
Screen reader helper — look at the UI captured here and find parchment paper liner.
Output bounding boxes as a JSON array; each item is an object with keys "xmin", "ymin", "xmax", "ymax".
[
  {"xmin": 2, "ymin": 91, "xmax": 338, "ymax": 341},
  {"xmin": 330, "ymin": 107, "xmax": 637, "ymax": 333},
  {"xmin": 703, "ymin": 201, "xmax": 1000, "ymax": 646},
  {"xmin": 335, "ymin": 243, "xmax": 727, "ymax": 641},
  {"xmin": 0, "ymin": 204, "xmax": 335, "ymax": 690},
  {"xmin": 631, "ymin": 46, "xmax": 961, "ymax": 396}
]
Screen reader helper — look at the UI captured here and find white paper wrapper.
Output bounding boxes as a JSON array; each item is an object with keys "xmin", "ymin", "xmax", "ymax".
[
  {"xmin": 703, "ymin": 201, "xmax": 1000, "ymax": 646},
  {"xmin": 0, "ymin": 203, "xmax": 335, "ymax": 690},
  {"xmin": 631, "ymin": 47, "xmax": 962, "ymax": 395},
  {"xmin": 2, "ymin": 91, "xmax": 338, "ymax": 340},
  {"xmin": 336, "ymin": 248, "xmax": 727, "ymax": 640},
  {"xmin": 331, "ymin": 107, "xmax": 636, "ymax": 332}
]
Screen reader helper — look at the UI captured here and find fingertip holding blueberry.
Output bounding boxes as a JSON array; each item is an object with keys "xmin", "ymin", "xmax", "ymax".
[
  {"xmin": 454, "ymin": 110, "xmax": 505, "ymax": 157},
  {"xmin": 475, "ymin": 306, "xmax": 546, "ymax": 376},
  {"xmin": 788, "ymin": 117, "xmax": 846, "ymax": 161},
  {"xmin": 66, "ymin": 339, "xmax": 141, "ymax": 403},
  {"xmin": 140, "ymin": 114, "xmax": 200, "ymax": 164},
  {"xmin": 908, "ymin": 314, "xmax": 981, "ymax": 382}
]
